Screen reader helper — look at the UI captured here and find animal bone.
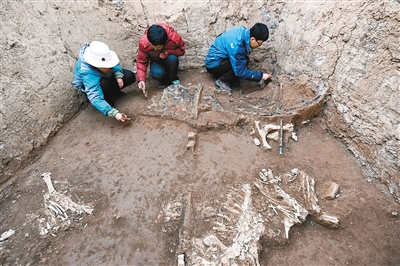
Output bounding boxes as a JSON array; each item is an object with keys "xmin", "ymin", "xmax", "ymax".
[
  {"xmin": 291, "ymin": 132, "xmax": 298, "ymax": 141},
  {"xmin": 325, "ymin": 182, "xmax": 340, "ymax": 200},
  {"xmin": 39, "ymin": 172, "xmax": 94, "ymax": 236},
  {"xmin": 254, "ymin": 121, "xmax": 294, "ymax": 149},
  {"xmin": 269, "ymin": 204, "xmax": 278, "ymax": 215},
  {"xmin": 204, "ymin": 235, "xmax": 227, "ymax": 251},
  {"xmin": 316, "ymin": 214, "xmax": 339, "ymax": 229},
  {"xmin": 177, "ymin": 254, "xmax": 185, "ymax": 266},
  {"xmin": 302, "ymin": 173, "xmax": 321, "ymax": 216},
  {"xmin": 0, "ymin": 229, "xmax": 15, "ymax": 243},
  {"xmin": 41, "ymin": 172, "xmax": 56, "ymax": 194}
]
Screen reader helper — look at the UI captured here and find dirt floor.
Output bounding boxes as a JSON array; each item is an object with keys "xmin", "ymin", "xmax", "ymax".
[{"xmin": 1, "ymin": 69, "xmax": 399, "ymax": 265}]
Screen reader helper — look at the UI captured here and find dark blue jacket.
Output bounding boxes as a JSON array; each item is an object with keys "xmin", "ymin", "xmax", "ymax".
[{"xmin": 205, "ymin": 26, "xmax": 262, "ymax": 81}]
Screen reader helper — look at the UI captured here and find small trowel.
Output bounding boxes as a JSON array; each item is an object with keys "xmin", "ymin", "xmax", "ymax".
[
  {"xmin": 121, "ymin": 113, "xmax": 132, "ymax": 126},
  {"xmin": 143, "ymin": 89, "xmax": 148, "ymax": 99}
]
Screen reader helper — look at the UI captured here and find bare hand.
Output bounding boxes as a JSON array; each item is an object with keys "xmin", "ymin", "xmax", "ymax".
[
  {"xmin": 138, "ymin": 81, "xmax": 146, "ymax": 91},
  {"xmin": 115, "ymin": 113, "xmax": 127, "ymax": 122},
  {"xmin": 262, "ymin": 73, "xmax": 272, "ymax": 81},
  {"xmin": 116, "ymin": 78, "xmax": 124, "ymax": 89},
  {"xmin": 159, "ymin": 51, "xmax": 168, "ymax": 59}
]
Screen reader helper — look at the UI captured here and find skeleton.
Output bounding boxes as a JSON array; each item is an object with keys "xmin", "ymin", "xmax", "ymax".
[
  {"xmin": 254, "ymin": 121, "xmax": 294, "ymax": 149},
  {"xmin": 171, "ymin": 168, "xmax": 339, "ymax": 265},
  {"xmin": 39, "ymin": 172, "xmax": 94, "ymax": 236}
]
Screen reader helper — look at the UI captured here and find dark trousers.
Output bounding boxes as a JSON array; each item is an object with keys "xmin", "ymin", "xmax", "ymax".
[
  {"xmin": 100, "ymin": 69, "xmax": 136, "ymax": 105},
  {"xmin": 206, "ymin": 59, "xmax": 239, "ymax": 84},
  {"xmin": 150, "ymin": 54, "xmax": 179, "ymax": 85}
]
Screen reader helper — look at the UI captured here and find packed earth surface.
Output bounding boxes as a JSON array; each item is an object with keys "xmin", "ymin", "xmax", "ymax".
[{"xmin": 1, "ymin": 70, "xmax": 399, "ymax": 265}]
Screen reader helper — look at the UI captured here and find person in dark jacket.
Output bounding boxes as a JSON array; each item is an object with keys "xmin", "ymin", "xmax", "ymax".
[
  {"xmin": 73, "ymin": 41, "xmax": 135, "ymax": 123},
  {"xmin": 205, "ymin": 23, "xmax": 272, "ymax": 93},
  {"xmin": 136, "ymin": 23, "xmax": 186, "ymax": 92}
]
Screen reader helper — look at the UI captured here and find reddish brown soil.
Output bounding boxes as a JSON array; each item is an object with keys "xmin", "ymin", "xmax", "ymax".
[{"xmin": 1, "ymin": 69, "xmax": 399, "ymax": 265}]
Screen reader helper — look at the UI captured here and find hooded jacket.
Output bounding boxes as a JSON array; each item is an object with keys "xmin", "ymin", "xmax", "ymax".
[
  {"xmin": 205, "ymin": 26, "xmax": 262, "ymax": 81},
  {"xmin": 73, "ymin": 43, "xmax": 123, "ymax": 117},
  {"xmin": 136, "ymin": 23, "xmax": 186, "ymax": 82}
]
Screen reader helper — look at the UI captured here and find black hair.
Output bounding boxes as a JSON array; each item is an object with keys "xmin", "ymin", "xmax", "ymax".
[
  {"xmin": 147, "ymin": 25, "xmax": 168, "ymax": 46},
  {"xmin": 250, "ymin": 23, "xmax": 269, "ymax": 41}
]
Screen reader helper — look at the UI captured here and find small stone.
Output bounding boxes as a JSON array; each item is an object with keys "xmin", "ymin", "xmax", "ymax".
[{"xmin": 392, "ymin": 211, "xmax": 398, "ymax": 217}]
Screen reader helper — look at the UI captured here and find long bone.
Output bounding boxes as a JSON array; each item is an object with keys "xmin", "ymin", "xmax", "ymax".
[
  {"xmin": 255, "ymin": 121, "xmax": 294, "ymax": 149},
  {"xmin": 41, "ymin": 172, "xmax": 56, "ymax": 194}
]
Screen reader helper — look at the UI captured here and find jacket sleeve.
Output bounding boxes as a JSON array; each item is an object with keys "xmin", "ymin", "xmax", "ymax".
[
  {"xmin": 229, "ymin": 45, "xmax": 262, "ymax": 81},
  {"xmin": 112, "ymin": 63, "xmax": 124, "ymax": 79},
  {"xmin": 136, "ymin": 42, "xmax": 149, "ymax": 82},
  {"xmin": 81, "ymin": 71, "xmax": 117, "ymax": 116}
]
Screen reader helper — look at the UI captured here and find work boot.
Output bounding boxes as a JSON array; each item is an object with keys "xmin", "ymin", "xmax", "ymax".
[{"xmin": 215, "ymin": 78, "xmax": 232, "ymax": 93}]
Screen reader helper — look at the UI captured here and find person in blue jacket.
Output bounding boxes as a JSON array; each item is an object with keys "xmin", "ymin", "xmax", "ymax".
[
  {"xmin": 73, "ymin": 41, "xmax": 135, "ymax": 123},
  {"xmin": 205, "ymin": 23, "xmax": 272, "ymax": 93}
]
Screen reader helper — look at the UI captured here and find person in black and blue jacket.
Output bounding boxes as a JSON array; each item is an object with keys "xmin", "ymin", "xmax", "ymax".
[
  {"xmin": 205, "ymin": 23, "xmax": 272, "ymax": 93},
  {"xmin": 73, "ymin": 41, "xmax": 135, "ymax": 123}
]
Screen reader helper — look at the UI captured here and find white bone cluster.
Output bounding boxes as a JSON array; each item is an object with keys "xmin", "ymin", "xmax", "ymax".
[
  {"xmin": 39, "ymin": 172, "xmax": 94, "ymax": 236},
  {"xmin": 253, "ymin": 121, "xmax": 296, "ymax": 149}
]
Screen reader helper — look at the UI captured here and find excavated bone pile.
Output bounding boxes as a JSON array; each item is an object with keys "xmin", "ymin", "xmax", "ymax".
[
  {"xmin": 38, "ymin": 172, "xmax": 94, "ymax": 236},
  {"xmin": 156, "ymin": 168, "xmax": 340, "ymax": 265}
]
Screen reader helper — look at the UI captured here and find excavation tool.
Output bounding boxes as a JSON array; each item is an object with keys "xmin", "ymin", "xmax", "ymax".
[
  {"xmin": 121, "ymin": 113, "xmax": 132, "ymax": 126},
  {"xmin": 279, "ymin": 119, "xmax": 283, "ymax": 155},
  {"xmin": 143, "ymin": 88, "xmax": 148, "ymax": 99}
]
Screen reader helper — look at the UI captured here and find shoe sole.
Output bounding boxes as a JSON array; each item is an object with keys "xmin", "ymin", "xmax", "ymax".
[{"xmin": 215, "ymin": 81, "xmax": 232, "ymax": 93}]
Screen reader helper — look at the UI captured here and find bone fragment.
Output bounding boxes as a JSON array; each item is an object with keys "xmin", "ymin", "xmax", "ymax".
[
  {"xmin": 187, "ymin": 140, "xmax": 195, "ymax": 151},
  {"xmin": 302, "ymin": 174, "xmax": 321, "ymax": 216},
  {"xmin": 253, "ymin": 138, "xmax": 261, "ymax": 146},
  {"xmin": 288, "ymin": 168, "xmax": 300, "ymax": 182},
  {"xmin": 187, "ymin": 132, "xmax": 196, "ymax": 141},
  {"xmin": 325, "ymin": 182, "xmax": 340, "ymax": 200},
  {"xmin": 316, "ymin": 214, "xmax": 340, "ymax": 229},
  {"xmin": 291, "ymin": 132, "xmax": 298, "ymax": 141},
  {"xmin": 291, "ymin": 168, "xmax": 300, "ymax": 176},
  {"xmin": 177, "ymin": 254, "xmax": 185, "ymax": 266},
  {"xmin": 254, "ymin": 121, "xmax": 294, "ymax": 150},
  {"xmin": 269, "ymin": 204, "xmax": 278, "ymax": 215},
  {"xmin": 41, "ymin": 172, "xmax": 56, "ymax": 194},
  {"xmin": 204, "ymin": 235, "xmax": 227, "ymax": 251},
  {"xmin": 267, "ymin": 131, "xmax": 279, "ymax": 141},
  {"xmin": 0, "ymin": 229, "xmax": 15, "ymax": 242}
]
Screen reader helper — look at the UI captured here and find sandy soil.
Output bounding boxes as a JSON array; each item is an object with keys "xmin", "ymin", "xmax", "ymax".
[{"xmin": 1, "ymin": 69, "xmax": 399, "ymax": 265}]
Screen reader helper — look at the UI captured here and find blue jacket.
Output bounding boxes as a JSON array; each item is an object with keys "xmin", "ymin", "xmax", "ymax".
[
  {"xmin": 73, "ymin": 43, "xmax": 123, "ymax": 117},
  {"xmin": 205, "ymin": 26, "xmax": 262, "ymax": 81}
]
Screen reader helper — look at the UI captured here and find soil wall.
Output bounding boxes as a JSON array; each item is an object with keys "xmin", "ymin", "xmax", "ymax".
[{"xmin": 1, "ymin": 1, "xmax": 399, "ymax": 199}]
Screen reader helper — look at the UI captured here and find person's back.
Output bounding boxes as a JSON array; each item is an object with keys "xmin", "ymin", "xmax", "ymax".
[{"xmin": 205, "ymin": 26, "xmax": 248, "ymax": 69}]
